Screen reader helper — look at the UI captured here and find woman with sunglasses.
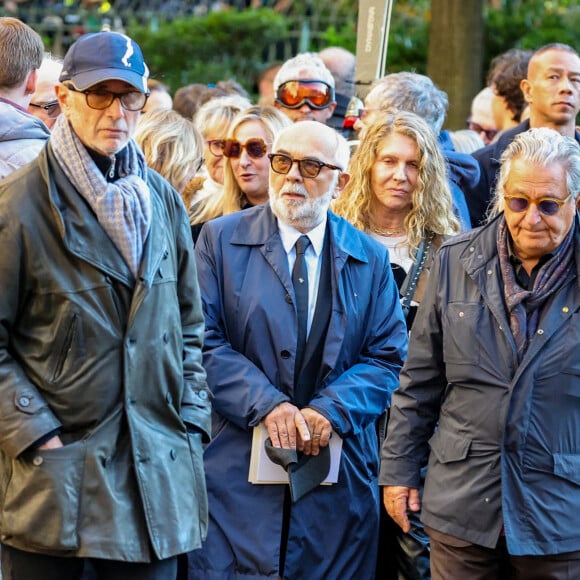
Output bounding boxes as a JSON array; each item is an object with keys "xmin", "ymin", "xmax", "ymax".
[
  {"xmin": 190, "ymin": 105, "xmax": 291, "ymax": 242},
  {"xmin": 189, "ymin": 94, "xmax": 251, "ymax": 210},
  {"xmin": 332, "ymin": 110, "xmax": 460, "ymax": 580}
]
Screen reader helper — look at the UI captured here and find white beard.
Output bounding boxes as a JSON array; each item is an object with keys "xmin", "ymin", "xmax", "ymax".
[{"xmin": 269, "ymin": 183, "xmax": 334, "ymax": 231}]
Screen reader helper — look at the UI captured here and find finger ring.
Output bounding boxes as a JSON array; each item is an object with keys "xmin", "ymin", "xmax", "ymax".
[{"xmin": 312, "ymin": 433, "xmax": 321, "ymax": 438}]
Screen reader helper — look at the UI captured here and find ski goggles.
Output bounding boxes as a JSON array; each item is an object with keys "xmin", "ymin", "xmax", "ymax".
[
  {"xmin": 222, "ymin": 138, "xmax": 269, "ymax": 159},
  {"xmin": 275, "ymin": 80, "xmax": 335, "ymax": 110},
  {"xmin": 504, "ymin": 194, "xmax": 572, "ymax": 216}
]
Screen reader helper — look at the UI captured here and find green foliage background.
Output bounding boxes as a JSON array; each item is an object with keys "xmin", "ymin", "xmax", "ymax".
[
  {"xmin": 12, "ymin": 0, "xmax": 578, "ymax": 98},
  {"xmin": 126, "ymin": 1, "xmax": 580, "ymax": 97}
]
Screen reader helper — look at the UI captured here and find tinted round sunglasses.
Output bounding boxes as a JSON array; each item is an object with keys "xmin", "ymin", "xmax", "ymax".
[
  {"xmin": 222, "ymin": 138, "xmax": 269, "ymax": 159},
  {"xmin": 504, "ymin": 194, "xmax": 572, "ymax": 216}
]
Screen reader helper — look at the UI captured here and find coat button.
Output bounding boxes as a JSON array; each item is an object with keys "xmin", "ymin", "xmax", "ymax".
[
  {"xmin": 198, "ymin": 390, "xmax": 208, "ymax": 400},
  {"xmin": 32, "ymin": 456, "xmax": 43, "ymax": 466},
  {"xmin": 280, "ymin": 350, "xmax": 290, "ymax": 359},
  {"xmin": 484, "ymin": 497, "xmax": 490, "ymax": 503},
  {"xmin": 170, "ymin": 449, "xmax": 177, "ymax": 461},
  {"xmin": 18, "ymin": 396, "xmax": 31, "ymax": 407},
  {"xmin": 163, "ymin": 333, "xmax": 169, "ymax": 343},
  {"xmin": 537, "ymin": 329, "xmax": 544, "ymax": 335},
  {"xmin": 285, "ymin": 294, "xmax": 293, "ymax": 304}
]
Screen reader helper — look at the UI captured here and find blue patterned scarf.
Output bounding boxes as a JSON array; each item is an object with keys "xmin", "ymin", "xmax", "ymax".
[
  {"xmin": 497, "ymin": 216, "xmax": 574, "ymax": 362},
  {"xmin": 50, "ymin": 115, "xmax": 151, "ymax": 276}
]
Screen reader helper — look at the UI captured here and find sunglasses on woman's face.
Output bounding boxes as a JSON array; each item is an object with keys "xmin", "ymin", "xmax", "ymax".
[
  {"xmin": 206, "ymin": 139, "xmax": 225, "ymax": 157},
  {"xmin": 504, "ymin": 194, "xmax": 572, "ymax": 216},
  {"xmin": 222, "ymin": 138, "xmax": 269, "ymax": 159},
  {"xmin": 275, "ymin": 80, "xmax": 334, "ymax": 110}
]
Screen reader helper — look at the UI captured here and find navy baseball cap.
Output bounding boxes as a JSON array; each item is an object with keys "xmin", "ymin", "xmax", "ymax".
[{"xmin": 60, "ymin": 32, "xmax": 149, "ymax": 93}]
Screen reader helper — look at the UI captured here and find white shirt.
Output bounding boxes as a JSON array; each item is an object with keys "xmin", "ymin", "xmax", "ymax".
[{"xmin": 278, "ymin": 216, "xmax": 327, "ymax": 337}]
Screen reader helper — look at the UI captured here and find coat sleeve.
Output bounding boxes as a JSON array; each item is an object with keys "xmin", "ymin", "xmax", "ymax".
[
  {"xmin": 172, "ymin": 192, "xmax": 212, "ymax": 441},
  {"xmin": 0, "ymin": 206, "xmax": 62, "ymax": 458},
  {"xmin": 379, "ymin": 248, "xmax": 449, "ymax": 488},
  {"xmin": 307, "ymin": 250, "xmax": 408, "ymax": 438},
  {"xmin": 194, "ymin": 224, "xmax": 290, "ymax": 430}
]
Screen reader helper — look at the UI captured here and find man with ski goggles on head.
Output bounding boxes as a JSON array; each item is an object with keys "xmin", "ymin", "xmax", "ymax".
[{"xmin": 273, "ymin": 52, "xmax": 337, "ymax": 124}]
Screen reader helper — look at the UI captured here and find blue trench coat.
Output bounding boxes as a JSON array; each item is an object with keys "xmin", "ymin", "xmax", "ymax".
[{"xmin": 189, "ymin": 204, "xmax": 407, "ymax": 579}]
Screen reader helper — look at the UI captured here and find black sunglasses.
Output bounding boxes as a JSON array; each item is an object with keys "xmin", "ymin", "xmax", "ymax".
[{"xmin": 29, "ymin": 100, "xmax": 61, "ymax": 118}]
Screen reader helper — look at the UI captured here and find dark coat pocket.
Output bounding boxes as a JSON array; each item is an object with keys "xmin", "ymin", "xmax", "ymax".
[
  {"xmin": 1, "ymin": 440, "xmax": 85, "ymax": 550},
  {"xmin": 428, "ymin": 427, "xmax": 471, "ymax": 464}
]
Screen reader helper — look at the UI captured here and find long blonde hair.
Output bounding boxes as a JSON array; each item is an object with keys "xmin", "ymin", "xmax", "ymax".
[{"xmin": 333, "ymin": 110, "xmax": 459, "ymax": 257}]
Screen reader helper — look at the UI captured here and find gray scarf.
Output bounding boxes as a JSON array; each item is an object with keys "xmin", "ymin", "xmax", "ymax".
[{"xmin": 50, "ymin": 115, "xmax": 151, "ymax": 276}]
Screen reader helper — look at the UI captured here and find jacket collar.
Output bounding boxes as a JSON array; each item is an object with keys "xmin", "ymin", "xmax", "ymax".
[
  {"xmin": 229, "ymin": 203, "xmax": 369, "ymax": 264},
  {"xmin": 460, "ymin": 212, "xmax": 580, "ymax": 284},
  {"xmin": 43, "ymin": 144, "xmax": 167, "ymax": 288}
]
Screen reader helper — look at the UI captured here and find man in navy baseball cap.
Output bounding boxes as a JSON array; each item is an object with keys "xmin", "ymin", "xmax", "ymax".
[
  {"xmin": 60, "ymin": 31, "xmax": 149, "ymax": 93},
  {"xmin": 0, "ymin": 29, "xmax": 211, "ymax": 580}
]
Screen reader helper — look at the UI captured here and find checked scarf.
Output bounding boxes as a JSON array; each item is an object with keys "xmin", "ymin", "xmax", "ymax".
[
  {"xmin": 497, "ymin": 216, "xmax": 574, "ymax": 362},
  {"xmin": 50, "ymin": 115, "xmax": 151, "ymax": 277}
]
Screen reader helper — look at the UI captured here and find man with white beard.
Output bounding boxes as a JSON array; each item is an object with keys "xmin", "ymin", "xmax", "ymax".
[{"xmin": 188, "ymin": 121, "xmax": 408, "ymax": 579}]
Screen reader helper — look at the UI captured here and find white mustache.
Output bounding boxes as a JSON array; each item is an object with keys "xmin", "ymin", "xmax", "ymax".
[{"xmin": 280, "ymin": 185, "xmax": 308, "ymax": 198}]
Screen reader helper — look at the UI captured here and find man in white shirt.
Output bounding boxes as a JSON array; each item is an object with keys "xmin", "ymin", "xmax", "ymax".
[{"xmin": 189, "ymin": 121, "xmax": 408, "ymax": 579}]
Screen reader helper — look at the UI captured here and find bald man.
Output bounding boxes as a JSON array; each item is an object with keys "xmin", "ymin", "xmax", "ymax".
[{"xmin": 187, "ymin": 121, "xmax": 407, "ymax": 579}]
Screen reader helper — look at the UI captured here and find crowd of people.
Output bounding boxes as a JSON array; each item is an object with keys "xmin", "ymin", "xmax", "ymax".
[{"xmin": 0, "ymin": 13, "xmax": 580, "ymax": 580}]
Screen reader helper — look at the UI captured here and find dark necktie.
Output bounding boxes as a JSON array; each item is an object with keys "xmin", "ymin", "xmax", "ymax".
[{"xmin": 292, "ymin": 235, "xmax": 310, "ymax": 376}]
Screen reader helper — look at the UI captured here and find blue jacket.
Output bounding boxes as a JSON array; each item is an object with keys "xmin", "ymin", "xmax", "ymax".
[
  {"xmin": 381, "ymin": 215, "xmax": 580, "ymax": 556},
  {"xmin": 190, "ymin": 204, "xmax": 408, "ymax": 578},
  {"xmin": 466, "ymin": 121, "xmax": 580, "ymax": 226},
  {"xmin": 0, "ymin": 101, "xmax": 50, "ymax": 179},
  {"xmin": 439, "ymin": 130, "xmax": 479, "ymax": 231}
]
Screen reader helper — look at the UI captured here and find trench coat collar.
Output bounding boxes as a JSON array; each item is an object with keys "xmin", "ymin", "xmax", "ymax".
[
  {"xmin": 459, "ymin": 212, "xmax": 580, "ymax": 371},
  {"xmin": 229, "ymin": 203, "xmax": 369, "ymax": 265},
  {"xmin": 459, "ymin": 212, "xmax": 580, "ymax": 284},
  {"xmin": 43, "ymin": 144, "xmax": 167, "ymax": 288}
]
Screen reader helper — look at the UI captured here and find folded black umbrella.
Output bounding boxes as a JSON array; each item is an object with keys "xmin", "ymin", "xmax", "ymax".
[{"xmin": 264, "ymin": 437, "xmax": 331, "ymax": 502}]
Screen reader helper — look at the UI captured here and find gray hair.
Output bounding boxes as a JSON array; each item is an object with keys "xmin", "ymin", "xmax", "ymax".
[
  {"xmin": 193, "ymin": 94, "xmax": 252, "ymax": 138},
  {"xmin": 366, "ymin": 72, "xmax": 448, "ymax": 133},
  {"xmin": 273, "ymin": 52, "xmax": 335, "ymax": 92},
  {"xmin": 490, "ymin": 128, "xmax": 580, "ymax": 217}
]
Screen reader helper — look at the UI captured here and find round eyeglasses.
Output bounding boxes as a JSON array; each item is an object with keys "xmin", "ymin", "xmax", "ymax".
[
  {"xmin": 206, "ymin": 140, "xmax": 225, "ymax": 157},
  {"xmin": 222, "ymin": 138, "xmax": 269, "ymax": 159},
  {"xmin": 466, "ymin": 118, "xmax": 498, "ymax": 143},
  {"xmin": 504, "ymin": 194, "xmax": 572, "ymax": 216},
  {"xmin": 65, "ymin": 85, "xmax": 148, "ymax": 111},
  {"xmin": 268, "ymin": 153, "xmax": 342, "ymax": 179}
]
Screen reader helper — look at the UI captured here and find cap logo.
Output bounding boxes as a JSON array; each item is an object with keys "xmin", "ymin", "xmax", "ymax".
[{"xmin": 121, "ymin": 36, "xmax": 134, "ymax": 68}]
